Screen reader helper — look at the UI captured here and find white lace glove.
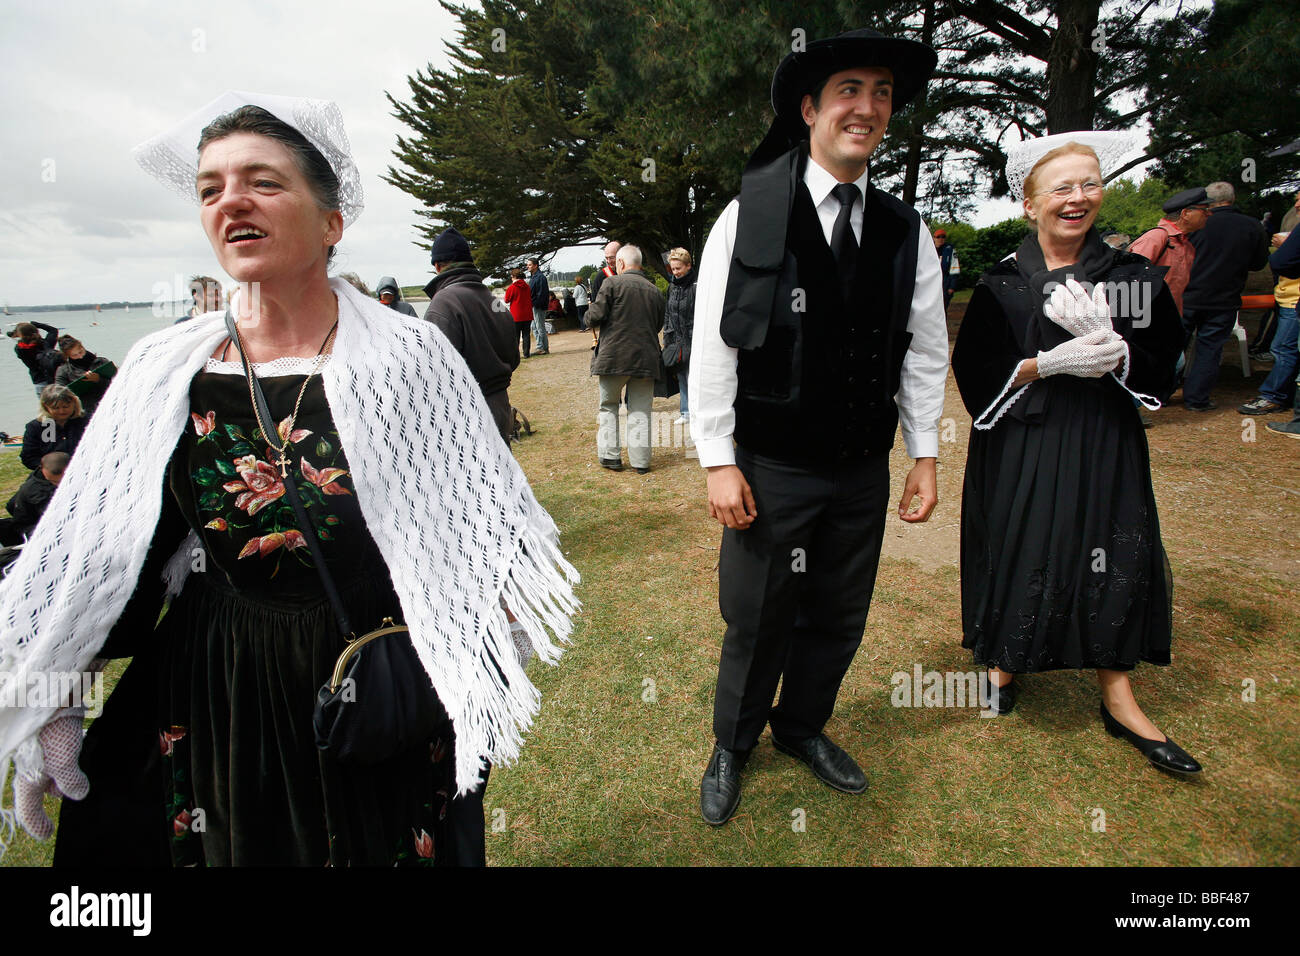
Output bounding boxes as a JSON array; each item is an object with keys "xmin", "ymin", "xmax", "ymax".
[
  {"xmin": 1045, "ymin": 278, "xmax": 1113, "ymax": 338},
  {"xmin": 1037, "ymin": 329, "xmax": 1128, "ymax": 379},
  {"xmin": 15, "ymin": 708, "xmax": 90, "ymax": 840}
]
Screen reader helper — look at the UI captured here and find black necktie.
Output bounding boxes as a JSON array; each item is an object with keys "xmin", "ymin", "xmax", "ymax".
[
  {"xmin": 830, "ymin": 182, "xmax": 859, "ymax": 270},
  {"xmin": 830, "ymin": 182, "xmax": 859, "ymax": 302}
]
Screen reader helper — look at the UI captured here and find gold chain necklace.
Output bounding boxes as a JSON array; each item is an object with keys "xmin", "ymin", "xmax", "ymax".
[{"xmin": 233, "ymin": 319, "xmax": 339, "ymax": 478}]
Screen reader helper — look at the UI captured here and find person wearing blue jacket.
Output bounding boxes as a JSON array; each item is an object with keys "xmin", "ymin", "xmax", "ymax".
[{"xmin": 526, "ymin": 258, "xmax": 550, "ymax": 354}]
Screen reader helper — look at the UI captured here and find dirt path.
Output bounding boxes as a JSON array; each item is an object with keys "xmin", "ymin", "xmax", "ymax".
[{"xmin": 513, "ymin": 309, "xmax": 1300, "ymax": 580}]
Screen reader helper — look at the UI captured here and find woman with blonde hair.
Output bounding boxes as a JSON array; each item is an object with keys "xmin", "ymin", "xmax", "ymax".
[
  {"xmin": 20, "ymin": 385, "xmax": 87, "ymax": 470},
  {"xmin": 663, "ymin": 246, "xmax": 697, "ymax": 425},
  {"xmin": 952, "ymin": 132, "xmax": 1200, "ymax": 775}
]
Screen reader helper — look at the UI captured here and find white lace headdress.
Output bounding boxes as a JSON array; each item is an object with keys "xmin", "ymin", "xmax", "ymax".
[
  {"xmin": 131, "ymin": 90, "xmax": 365, "ymax": 226},
  {"xmin": 1005, "ymin": 130, "xmax": 1144, "ymax": 203}
]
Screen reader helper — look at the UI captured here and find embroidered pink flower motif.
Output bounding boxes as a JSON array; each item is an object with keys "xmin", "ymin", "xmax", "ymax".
[
  {"xmin": 160, "ymin": 726, "xmax": 186, "ymax": 757},
  {"xmin": 413, "ymin": 828, "xmax": 434, "ymax": 859},
  {"xmin": 301, "ymin": 457, "xmax": 350, "ymax": 495},
  {"xmin": 277, "ymin": 416, "xmax": 312, "ymax": 445},
  {"xmin": 222, "ymin": 455, "xmax": 285, "ymax": 516},
  {"xmin": 204, "ymin": 518, "xmax": 228, "ymax": 531},
  {"xmin": 236, "ymin": 529, "xmax": 307, "ymax": 559},
  {"xmin": 191, "ymin": 411, "xmax": 216, "ymax": 436}
]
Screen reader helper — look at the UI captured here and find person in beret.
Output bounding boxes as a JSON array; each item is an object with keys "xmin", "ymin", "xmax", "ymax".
[
  {"xmin": 1129, "ymin": 186, "xmax": 1210, "ymax": 317},
  {"xmin": 689, "ymin": 28, "xmax": 949, "ymax": 825}
]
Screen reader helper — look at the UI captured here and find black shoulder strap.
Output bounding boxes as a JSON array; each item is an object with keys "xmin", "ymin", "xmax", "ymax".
[{"xmin": 222, "ymin": 310, "xmax": 354, "ymax": 639}]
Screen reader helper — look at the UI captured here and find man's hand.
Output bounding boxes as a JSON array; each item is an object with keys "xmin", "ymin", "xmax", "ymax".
[
  {"xmin": 83, "ymin": 371, "xmax": 100, "ymax": 383},
  {"xmin": 897, "ymin": 457, "xmax": 937, "ymax": 523},
  {"xmin": 706, "ymin": 464, "xmax": 757, "ymax": 530}
]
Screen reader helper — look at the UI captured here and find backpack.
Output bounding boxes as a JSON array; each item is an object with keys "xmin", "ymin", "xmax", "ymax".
[
  {"xmin": 34, "ymin": 348, "xmax": 64, "ymax": 382},
  {"xmin": 1135, "ymin": 226, "xmax": 1176, "ymax": 269}
]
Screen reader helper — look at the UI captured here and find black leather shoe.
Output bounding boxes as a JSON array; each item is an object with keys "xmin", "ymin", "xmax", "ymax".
[
  {"xmin": 700, "ymin": 744, "xmax": 748, "ymax": 826},
  {"xmin": 986, "ymin": 673, "xmax": 1016, "ymax": 715},
  {"xmin": 634, "ymin": 466, "xmax": 650, "ymax": 474},
  {"xmin": 1100, "ymin": 703, "xmax": 1202, "ymax": 776},
  {"xmin": 772, "ymin": 733, "xmax": 867, "ymax": 794},
  {"xmin": 600, "ymin": 458, "xmax": 624, "ymax": 471}
]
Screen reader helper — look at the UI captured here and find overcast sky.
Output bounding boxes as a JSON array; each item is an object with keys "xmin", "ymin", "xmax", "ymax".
[
  {"xmin": 0, "ymin": 0, "xmax": 609, "ymax": 307},
  {"xmin": 0, "ymin": 0, "xmax": 1047, "ymax": 308}
]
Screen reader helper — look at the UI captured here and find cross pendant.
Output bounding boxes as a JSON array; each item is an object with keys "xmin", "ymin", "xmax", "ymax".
[{"xmin": 276, "ymin": 452, "xmax": 290, "ymax": 477}]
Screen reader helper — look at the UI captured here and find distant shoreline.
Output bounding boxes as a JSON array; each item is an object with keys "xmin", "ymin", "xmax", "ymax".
[{"xmin": 4, "ymin": 302, "xmax": 169, "ymax": 315}]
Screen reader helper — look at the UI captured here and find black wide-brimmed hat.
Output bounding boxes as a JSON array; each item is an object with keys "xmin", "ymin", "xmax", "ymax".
[{"xmin": 771, "ymin": 28, "xmax": 938, "ymax": 138}]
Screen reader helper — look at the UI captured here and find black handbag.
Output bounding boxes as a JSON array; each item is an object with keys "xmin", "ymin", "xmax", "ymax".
[{"xmin": 223, "ymin": 312, "xmax": 443, "ymax": 766}]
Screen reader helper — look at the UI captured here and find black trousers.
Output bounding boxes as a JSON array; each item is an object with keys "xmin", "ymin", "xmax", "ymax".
[{"xmin": 712, "ymin": 446, "xmax": 890, "ymax": 752}]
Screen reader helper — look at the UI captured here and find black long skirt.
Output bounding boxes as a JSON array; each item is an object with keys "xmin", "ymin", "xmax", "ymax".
[{"xmin": 960, "ymin": 377, "xmax": 1173, "ymax": 673}]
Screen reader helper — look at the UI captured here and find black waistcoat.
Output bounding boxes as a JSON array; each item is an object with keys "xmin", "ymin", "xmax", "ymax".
[{"xmin": 729, "ymin": 178, "xmax": 920, "ymax": 463}]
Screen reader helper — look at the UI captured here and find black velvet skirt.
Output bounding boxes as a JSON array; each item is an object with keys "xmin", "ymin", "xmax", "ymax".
[{"xmin": 960, "ymin": 376, "xmax": 1173, "ymax": 673}]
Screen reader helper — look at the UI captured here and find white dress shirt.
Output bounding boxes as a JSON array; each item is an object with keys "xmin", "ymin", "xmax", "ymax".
[{"xmin": 687, "ymin": 155, "xmax": 950, "ymax": 467}]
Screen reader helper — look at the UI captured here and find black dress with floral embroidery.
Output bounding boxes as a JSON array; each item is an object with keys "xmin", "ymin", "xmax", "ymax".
[{"xmin": 155, "ymin": 364, "xmax": 456, "ymax": 866}]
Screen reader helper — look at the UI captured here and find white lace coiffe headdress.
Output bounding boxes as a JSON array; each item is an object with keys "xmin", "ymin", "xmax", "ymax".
[
  {"xmin": 132, "ymin": 90, "xmax": 365, "ymax": 226},
  {"xmin": 1005, "ymin": 130, "xmax": 1144, "ymax": 203}
]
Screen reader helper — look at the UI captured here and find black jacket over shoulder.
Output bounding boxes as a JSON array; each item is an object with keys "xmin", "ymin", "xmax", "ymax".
[
  {"xmin": 721, "ymin": 144, "xmax": 920, "ymax": 463},
  {"xmin": 1183, "ymin": 205, "xmax": 1269, "ymax": 312},
  {"xmin": 422, "ymin": 265, "xmax": 519, "ymax": 399},
  {"xmin": 952, "ymin": 233, "xmax": 1184, "ymax": 425}
]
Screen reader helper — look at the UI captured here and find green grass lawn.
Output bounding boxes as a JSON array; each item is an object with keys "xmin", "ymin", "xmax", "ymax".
[{"xmin": 2, "ymin": 328, "xmax": 1298, "ymax": 866}]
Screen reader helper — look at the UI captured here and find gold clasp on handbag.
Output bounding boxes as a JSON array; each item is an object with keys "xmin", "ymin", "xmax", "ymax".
[{"xmin": 328, "ymin": 617, "xmax": 409, "ymax": 693}]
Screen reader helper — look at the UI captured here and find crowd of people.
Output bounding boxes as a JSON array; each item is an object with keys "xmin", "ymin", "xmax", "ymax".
[
  {"xmin": 1, "ymin": 24, "xmax": 1296, "ymax": 867},
  {"xmin": 2, "ymin": 322, "xmax": 120, "ymax": 560}
]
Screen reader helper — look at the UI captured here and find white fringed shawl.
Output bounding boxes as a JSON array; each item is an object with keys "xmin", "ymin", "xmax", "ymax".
[{"xmin": 0, "ymin": 278, "xmax": 579, "ymax": 854}]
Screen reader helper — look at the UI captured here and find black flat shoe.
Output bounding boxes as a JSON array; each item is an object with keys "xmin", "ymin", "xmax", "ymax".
[
  {"xmin": 599, "ymin": 458, "xmax": 624, "ymax": 471},
  {"xmin": 772, "ymin": 733, "xmax": 867, "ymax": 794},
  {"xmin": 986, "ymin": 673, "xmax": 1015, "ymax": 715},
  {"xmin": 700, "ymin": 744, "xmax": 748, "ymax": 826},
  {"xmin": 1100, "ymin": 703, "xmax": 1202, "ymax": 776}
]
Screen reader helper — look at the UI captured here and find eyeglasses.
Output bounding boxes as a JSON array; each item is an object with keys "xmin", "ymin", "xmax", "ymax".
[{"xmin": 1038, "ymin": 181, "xmax": 1103, "ymax": 198}]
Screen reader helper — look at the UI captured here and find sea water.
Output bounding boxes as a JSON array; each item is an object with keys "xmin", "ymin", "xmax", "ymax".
[{"xmin": 1, "ymin": 307, "xmax": 180, "ymax": 435}]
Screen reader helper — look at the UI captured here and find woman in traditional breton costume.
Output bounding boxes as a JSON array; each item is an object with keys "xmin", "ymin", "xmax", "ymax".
[
  {"xmin": 951, "ymin": 132, "xmax": 1200, "ymax": 775},
  {"xmin": 0, "ymin": 91, "xmax": 578, "ymax": 865}
]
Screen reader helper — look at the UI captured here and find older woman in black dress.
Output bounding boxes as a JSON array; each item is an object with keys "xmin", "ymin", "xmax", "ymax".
[{"xmin": 952, "ymin": 132, "xmax": 1201, "ymax": 775}]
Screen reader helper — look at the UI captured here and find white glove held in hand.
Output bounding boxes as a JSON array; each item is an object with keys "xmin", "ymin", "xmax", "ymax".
[
  {"xmin": 1045, "ymin": 278, "xmax": 1113, "ymax": 337},
  {"xmin": 15, "ymin": 710, "xmax": 89, "ymax": 841},
  {"xmin": 1037, "ymin": 329, "xmax": 1128, "ymax": 379}
]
